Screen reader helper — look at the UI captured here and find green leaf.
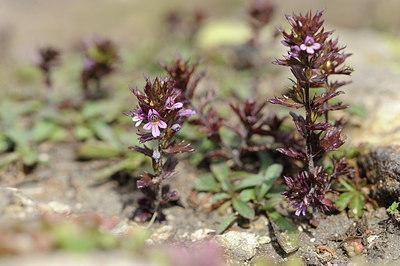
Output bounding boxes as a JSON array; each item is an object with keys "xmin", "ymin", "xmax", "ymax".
[
  {"xmin": 77, "ymin": 141, "xmax": 121, "ymax": 159},
  {"xmin": 52, "ymin": 223, "xmax": 97, "ymax": 252},
  {"xmin": 387, "ymin": 202, "xmax": 399, "ymax": 214},
  {"xmin": 210, "ymin": 163, "xmax": 232, "ymax": 191},
  {"xmin": 258, "ymin": 156, "xmax": 273, "ymax": 173},
  {"xmin": 349, "ymin": 193, "xmax": 364, "ymax": 219},
  {"xmin": 339, "ymin": 178, "xmax": 356, "ymax": 192},
  {"xmin": 5, "ymin": 126, "xmax": 30, "ymax": 147},
  {"xmin": 193, "ymin": 173, "xmax": 220, "ymax": 192},
  {"xmin": 216, "ymin": 213, "xmax": 237, "ymax": 234},
  {"xmin": 264, "ymin": 164, "xmax": 283, "ymax": 181},
  {"xmin": 74, "ymin": 126, "xmax": 94, "ymax": 141},
  {"xmin": 0, "ymin": 134, "xmax": 11, "ymax": 153},
  {"xmin": 50, "ymin": 127, "xmax": 69, "ymax": 142},
  {"xmin": 89, "ymin": 121, "xmax": 121, "ymax": 150},
  {"xmin": 257, "ymin": 164, "xmax": 283, "ymax": 201},
  {"xmin": 235, "ymin": 173, "xmax": 264, "ymax": 191},
  {"xmin": 16, "ymin": 145, "xmax": 37, "ymax": 166},
  {"xmin": 32, "ymin": 120, "xmax": 58, "ymax": 143},
  {"xmin": 230, "ymin": 171, "xmax": 251, "ymax": 179},
  {"xmin": 0, "ymin": 152, "xmax": 20, "ymax": 170},
  {"xmin": 263, "ymin": 195, "xmax": 283, "ymax": 210},
  {"xmin": 267, "ymin": 210, "xmax": 299, "ymax": 253},
  {"xmin": 239, "ymin": 188, "xmax": 256, "ymax": 202},
  {"xmin": 211, "ymin": 192, "xmax": 231, "ymax": 204},
  {"xmin": 217, "ymin": 200, "xmax": 232, "ymax": 216},
  {"xmin": 232, "ymin": 197, "xmax": 255, "ymax": 219},
  {"xmin": 94, "ymin": 156, "xmax": 145, "ymax": 181},
  {"xmin": 82, "ymin": 101, "xmax": 121, "ymax": 122},
  {"xmin": 335, "ymin": 192, "xmax": 354, "ymax": 211}
]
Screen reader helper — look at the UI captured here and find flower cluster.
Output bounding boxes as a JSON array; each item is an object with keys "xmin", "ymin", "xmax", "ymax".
[
  {"xmin": 81, "ymin": 38, "xmax": 119, "ymax": 99},
  {"xmin": 269, "ymin": 10, "xmax": 353, "ymax": 216},
  {"xmin": 161, "ymin": 55, "xmax": 205, "ymax": 103},
  {"xmin": 124, "ymin": 75, "xmax": 196, "ymax": 223},
  {"xmin": 125, "ymin": 77, "xmax": 196, "ymax": 140}
]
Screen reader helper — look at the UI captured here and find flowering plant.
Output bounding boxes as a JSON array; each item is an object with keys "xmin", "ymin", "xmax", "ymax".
[
  {"xmin": 124, "ymin": 76, "xmax": 197, "ymax": 224},
  {"xmin": 269, "ymin": 10, "xmax": 354, "ymax": 216},
  {"xmin": 36, "ymin": 46, "xmax": 61, "ymax": 89},
  {"xmin": 81, "ymin": 38, "xmax": 119, "ymax": 99}
]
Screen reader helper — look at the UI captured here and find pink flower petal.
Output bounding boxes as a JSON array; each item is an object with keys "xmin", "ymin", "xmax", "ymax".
[
  {"xmin": 152, "ymin": 124, "xmax": 160, "ymax": 137},
  {"xmin": 173, "ymin": 102, "xmax": 183, "ymax": 109},
  {"xmin": 158, "ymin": 120, "xmax": 167, "ymax": 128},
  {"xmin": 143, "ymin": 122, "xmax": 152, "ymax": 130},
  {"xmin": 312, "ymin": 43, "xmax": 321, "ymax": 50}
]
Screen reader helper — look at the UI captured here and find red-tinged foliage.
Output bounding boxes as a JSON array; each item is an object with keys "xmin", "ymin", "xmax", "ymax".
[
  {"xmin": 164, "ymin": 140, "xmax": 195, "ymax": 154},
  {"xmin": 270, "ymin": 10, "xmax": 353, "ymax": 216},
  {"xmin": 125, "ymin": 64, "xmax": 199, "ymax": 224},
  {"xmin": 36, "ymin": 46, "xmax": 61, "ymax": 87},
  {"xmin": 81, "ymin": 38, "xmax": 119, "ymax": 99}
]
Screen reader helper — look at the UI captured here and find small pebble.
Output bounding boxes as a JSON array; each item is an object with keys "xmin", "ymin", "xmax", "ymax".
[{"xmin": 258, "ymin": 236, "xmax": 271, "ymax": 244}]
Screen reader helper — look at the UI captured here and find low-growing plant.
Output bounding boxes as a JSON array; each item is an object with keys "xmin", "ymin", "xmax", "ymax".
[
  {"xmin": 124, "ymin": 76, "xmax": 197, "ymax": 224},
  {"xmin": 335, "ymin": 173, "xmax": 366, "ymax": 220},
  {"xmin": 80, "ymin": 38, "xmax": 119, "ymax": 100},
  {"xmin": 387, "ymin": 201, "xmax": 399, "ymax": 216},
  {"xmin": 269, "ymin": 10, "xmax": 354, "ymax": 216},
  {"xmin": 36, "ymin": 46, "xmax": 61, "ymax": 90},
  {"xmin": 194, "ymin": 162, "xmax": 283, "ymax": 233},
  {"xmin": 248, "ymin": 0, "xmax": 275, "ymax": 48}
]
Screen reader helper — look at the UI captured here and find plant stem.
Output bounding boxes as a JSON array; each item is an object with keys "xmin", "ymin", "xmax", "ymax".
[
  {"xmin": 303, "ymin": 83, "xmax": 315, "ymax": 173},
  {"xmin": 146, "ymin": 183, "xmax": 163, "ymax": 228},
  {"xmin": 147, "ymin": 144, "xmax": 163, "ymax": 228}
]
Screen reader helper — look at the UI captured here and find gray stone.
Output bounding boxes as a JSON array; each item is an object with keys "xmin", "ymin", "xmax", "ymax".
[
  {"xmin": 358, "ymin": 146, "xmax": 400, "ymax": 204},
  {"xmin": 214, "ymin": 231, "xmax": 259, "ymax": 261}
]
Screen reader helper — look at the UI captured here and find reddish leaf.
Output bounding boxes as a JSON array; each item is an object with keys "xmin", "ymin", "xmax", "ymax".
[
  {"xmin": 137, "ymin": 172, "xmax": 156, "ymax": 189},
  {"xmin": 204, "ymin": 151, "xmax": 231, "ymax": 159},
  {"xmin": 128, "ymin": 145, "xmax": 153, "ymax": 157},
  {"xmin": 163, "ymin": 156, "xmax": 178, "ymax": 172},
  {"xmin": 269, "ymin": 97, "xmax": 304, "ymax": 109},
  {"xmin": 320, "ymin": 129, "xmax": 345, "ymax": 152},
  {"xmin": 164, "ymin": 140, "xmax": 194, "ymax": 154},
  {"xmin": 277, "ymin": 147, "xmax": 305, "ymax": 159}
]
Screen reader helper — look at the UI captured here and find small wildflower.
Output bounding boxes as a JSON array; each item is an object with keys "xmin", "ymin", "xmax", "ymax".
[
  {"xmin": 177, "ymin": 109, "xmax": 196, "ymax": 117},
  {"xmin": 285, "ymin": 45, "xmax": 300, "ymax": 59},
  {"xmin": 152, "ymin": 148, "xmax": 161, "ymax": 162},
  {"xmin": 295, "ymin": 203, "xmax": 307, "ymax": 216},
  {"xmin": 165, "ymin": 97, "xmax": 183, "ymax": 110},
  {"xmin": 300, "ymin": 36, "xmax": 321, "ymax": 54},
  {"xmin": 132, "ymin": 108, "xmax": 145, "ymax": 127},
  {"xmin": 143, "ymin": 109, "xmax": 167, "ymax": 137}
]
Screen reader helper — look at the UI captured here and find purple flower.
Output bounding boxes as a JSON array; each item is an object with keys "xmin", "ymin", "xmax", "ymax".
[
  {"xmin": 177, "ymin": 109, "xmax": 196, "ymax": 117},
  {"xmin": 132, "ymin": 108, "xmax": 145, "ymax": 127},
  {"xmin": 295, "ymin": 203, "xmax": 307, "ymax": 216},
  {"xmin": 143, "ymin": 109, "xmax": 167, "ymax": 137},
  {"xmin": 165, "ymin": 97, "xmax": 183, "ymax": 110},
  {"xmin": 300, "ymin": 36, "xmax": 321, "ymax": 54},
  {"xmin": 285, "ymin": 45, "xmax": 300, "ymax": 59}
]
